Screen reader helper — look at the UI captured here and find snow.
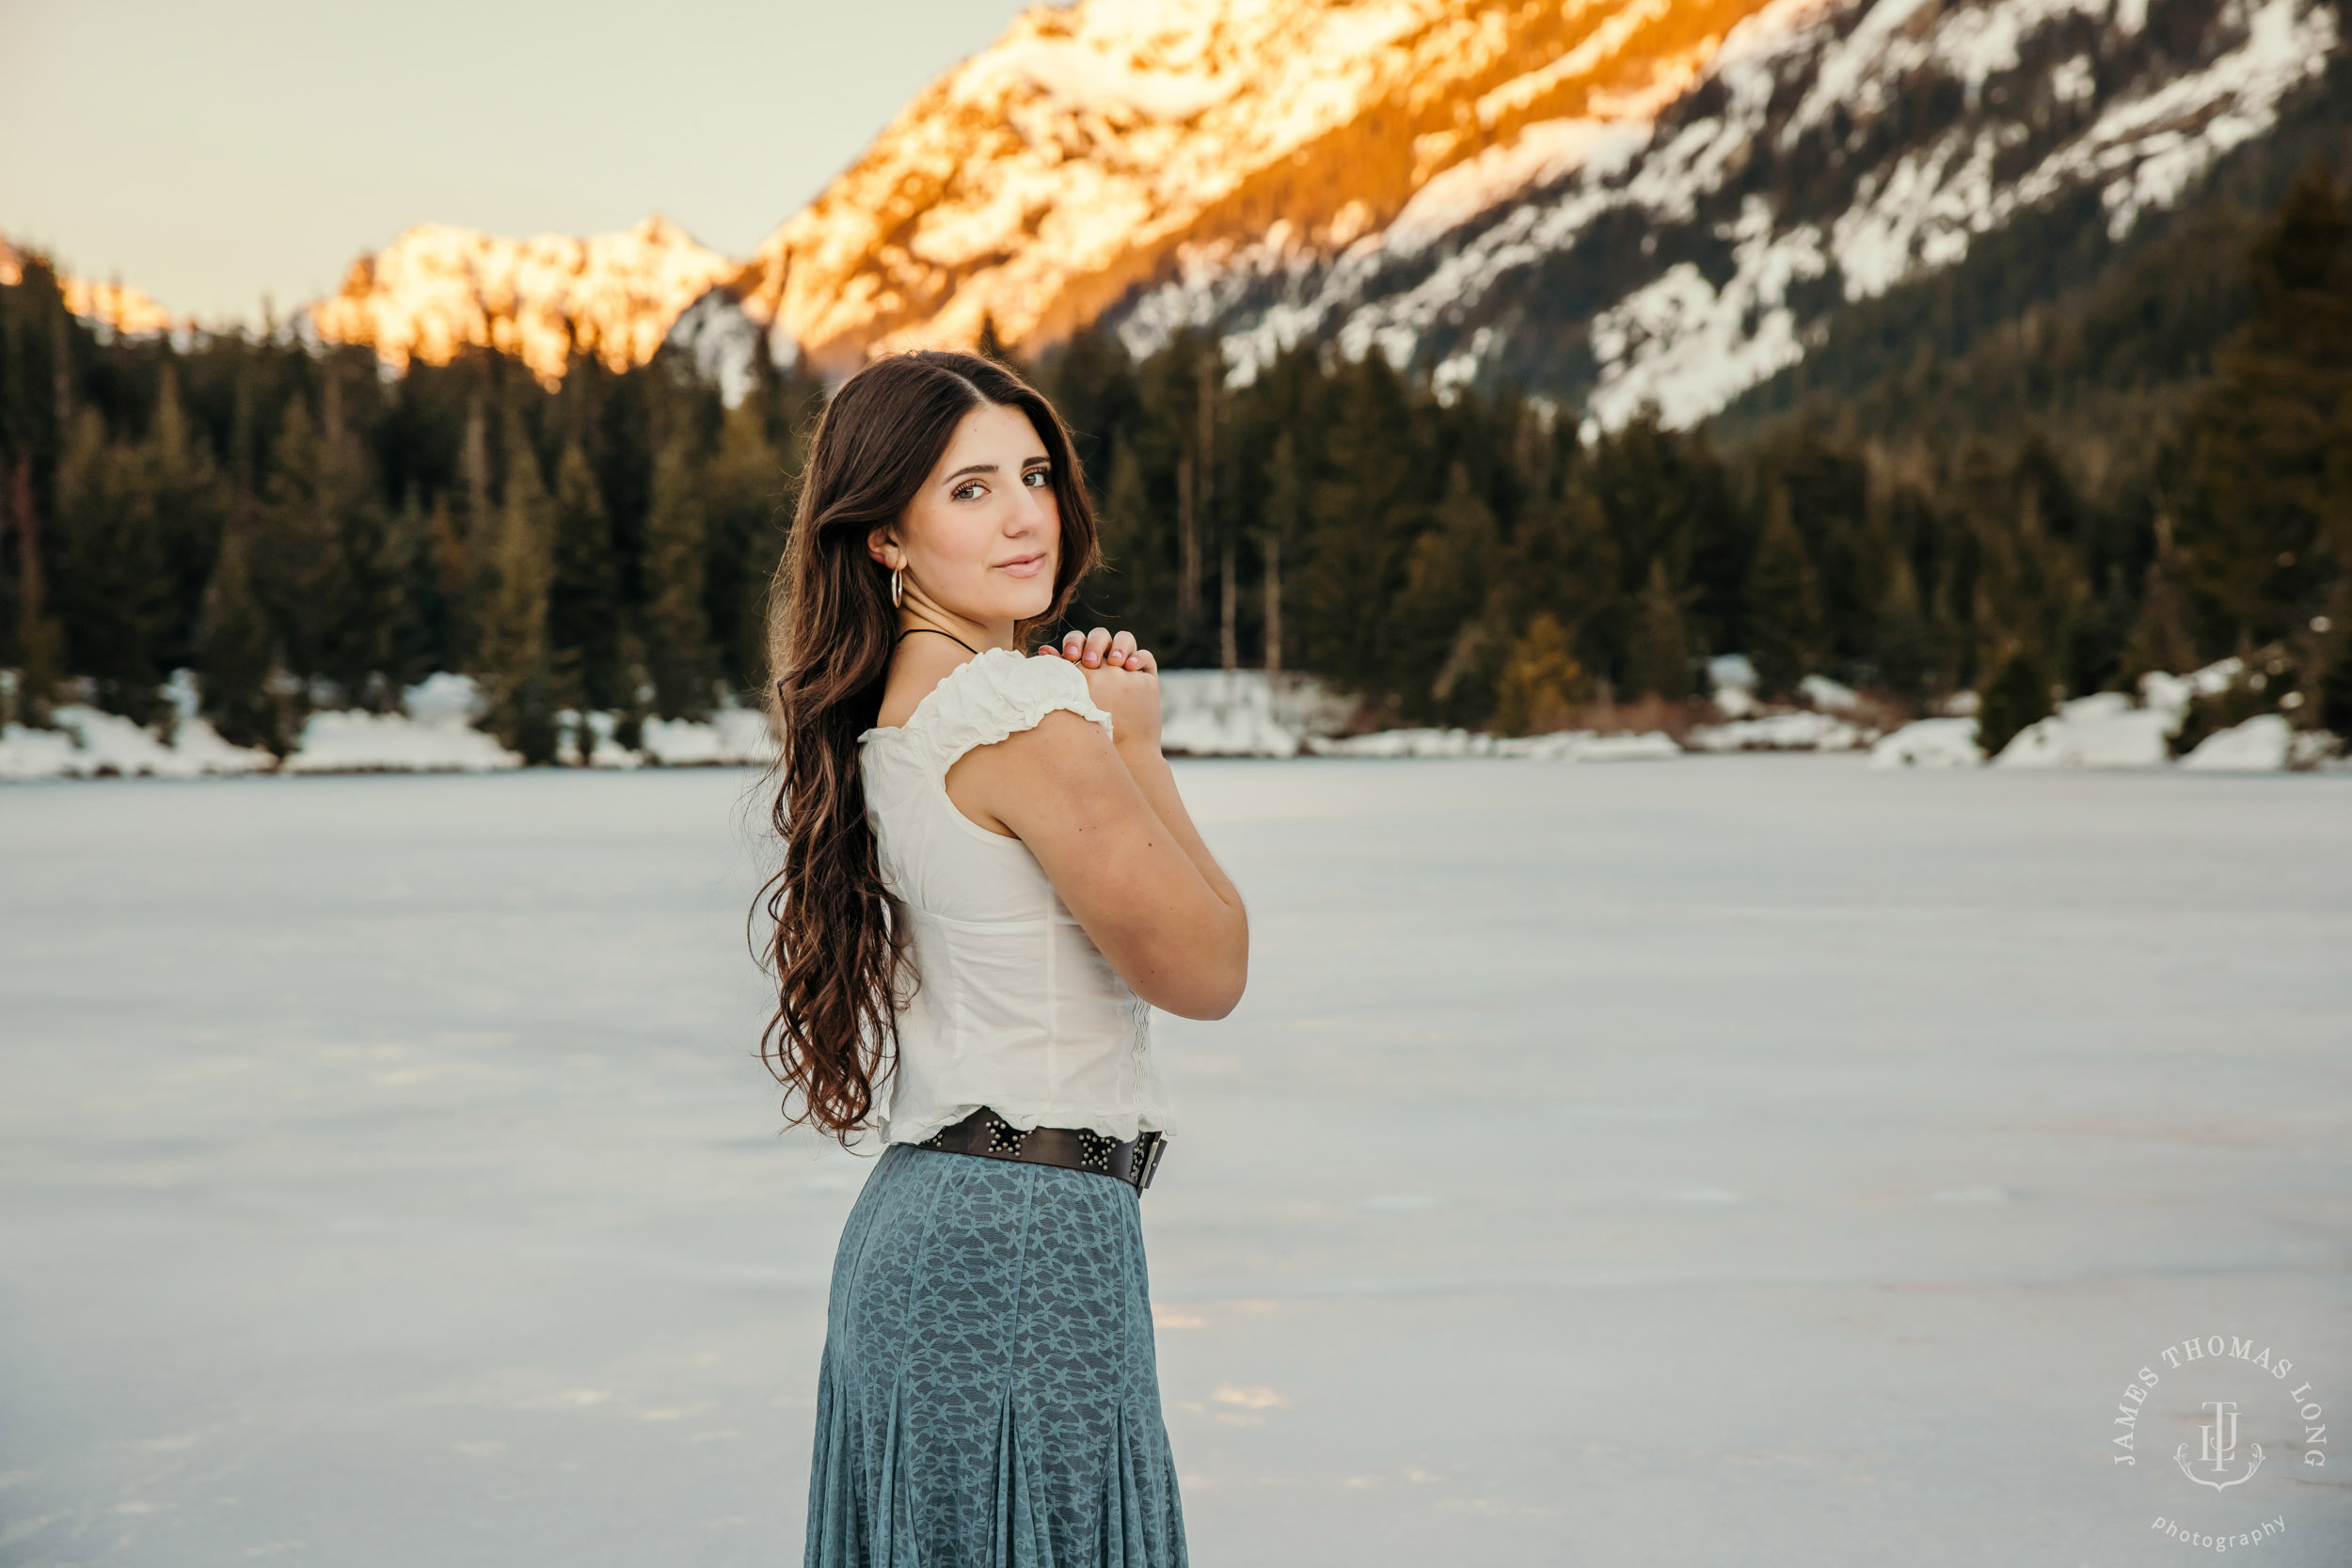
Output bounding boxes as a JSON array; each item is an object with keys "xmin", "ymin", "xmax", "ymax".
[
  {"xmin": 557, "ymin": 710, "xmax": 648, "ymax": 770},
  {"xmin": 0, "ymin": 673, "xmax": 787, "ymax": 781},
  {"xmin": 1868, "ymin": 715, "xmax": 1986, "ymax": 767},
  {"xmin": 2, "ymin": 238, "xmax": 179, "ymax": 337},
  {"xmin": 664, "ymin": 290, "xmax": 774, "ymax": 409},
  {"xmin": 2010, "ymin": 0, "xmax": 2337, "ymax": 240},
  {"xmin": 402, "ymin": 670, "xmax": 486, "ymax": 725},
  {"xmin": 1584, "ymin": 199, "xmax": 1829, "ymax": 430},
  {"xmin": 8, "ymin": 658, "xmax": 2322, "ymax": 781},
  {"xmin": 282, "ymin": 674, "xmax": 521, "ymax": 774},
  {"xmin": 1549, "ymin": 729, "xmax": 1683, "ymax": 761},
  {"xmin": 1864, "ymin": 658, "xmax": 2327, "ymax": 770},
  {"xmin": 2137, "ymin": 655, "xmax": 2242, "ymax": 720},
  {"xmin": 0, "ymin": 705, "xmax": 271, "ymax": 781},
  {"xmin": 1385, "ymin": 119, "xmax": 1648, "ymax": 260},
  {"xmin": 1155, "ymin": 668, "xmax": 1357, "ymax": 758},
  {"xmin": 1796, "ymin": 673, "xmax": 1861, "ymax": 712},
  {"xmin": 1707, "ymin": 653, "xmax": 1762, "ymax": 716},
  {"xmin": 1993, "ymin": 691, "xmax": 2174, "ymax": 768},
  {"xmin": 1685, "ymin": 710, "xmax": 1870, "ymax": 751},
  {"xmin": 1113, "ymin": 0, "xmax": 2336, "ymax": 433},
  {"xmin": 311, "ymin": 215, "xmax": 738, "ymax": 389},
  {"xmin": 2180, "ymin": 711, "xmax": 2293, "ymax": 770},
  {"xmin": 5, "ymin": 760, "xmax": 2349, "ymax": 1564},
  {"xmin": 1820, "ymin": 0, "xmax": 2337, "ymax": 298},
  {"xmin": 640, "ymin": 710, "xmax": 780, "ymax": 768},
  {"xmin": 1305, "ymin": 725, "xmax": 1681, "ymax": 759},
  {"xmin": 1984, "ymin": 658, "xmax": 2269, "ymax": 770},
  {"xmin": 989, "ymin": 34, "xmax": 1248, "ymax": 122}
]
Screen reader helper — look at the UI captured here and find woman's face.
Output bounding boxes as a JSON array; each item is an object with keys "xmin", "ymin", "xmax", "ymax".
[{"xmin": 872, "ymin": 400, "xmax": 1060, "ymax": 629}]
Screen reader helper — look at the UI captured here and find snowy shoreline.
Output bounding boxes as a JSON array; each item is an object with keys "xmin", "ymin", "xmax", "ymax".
[{"xmin": 3, "ymin": 660, "xmax": 2340, "ymax": 781}]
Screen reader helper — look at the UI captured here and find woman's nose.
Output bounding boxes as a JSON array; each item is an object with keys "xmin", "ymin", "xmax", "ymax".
[{"xmin": 1011, "ymin": 483, "xmax": 1053, "ymax": 531}]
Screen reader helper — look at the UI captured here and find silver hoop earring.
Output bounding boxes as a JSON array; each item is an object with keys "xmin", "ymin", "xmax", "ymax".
[{"xmin": 890, "ymin": 567, "xmax": 902, "ymax": 609}]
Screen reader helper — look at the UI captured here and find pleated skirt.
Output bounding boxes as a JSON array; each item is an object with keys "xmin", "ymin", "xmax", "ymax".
[{"xmin": 803, "ymin": 1139, "xmax": 1189, "ymax": 1568}]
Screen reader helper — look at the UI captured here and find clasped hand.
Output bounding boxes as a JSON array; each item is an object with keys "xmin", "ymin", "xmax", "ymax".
[{"xmin": 1037, "ymin": 626, "xmax": 1162, "ymax": 753}]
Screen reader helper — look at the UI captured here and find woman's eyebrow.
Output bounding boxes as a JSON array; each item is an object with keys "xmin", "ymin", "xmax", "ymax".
[{"xmin": 942, "ymin": 456, "xmax": 1051, "ymax": 485}]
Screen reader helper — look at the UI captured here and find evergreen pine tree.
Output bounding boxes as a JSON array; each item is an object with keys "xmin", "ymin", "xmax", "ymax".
[
  {"xmin": 1298, "ymin": 352, "xmax": 1418, "ymax": 689},
  {"xmin": 1088, "ymin": 441, "xmax": 1175, "ymax": 649},
  {"xmin": 2318, "ymin": 630, "xmax": 2352, "ymax": 741},
  {"xmin": 254, "ymin": 397, "xmax": 361, "ymax": 697},
  {"xmin": 1875, "ymin": 552, "xmax": 1933, "ymax": 704},
  {"xmin": 1743, "ymin": 484, "xmax": 1823, "ymax": 697},
  {"xmin": 1396, "ymin": 463, "xmax": 1499, "ymax": 723},
  {"xmin": 1625, "ymin": 555, "xmax": 1695, "ymax": 700},
  {"xmin": 358, "ymin": 493, "xmax": 439, "ymax": 708},
  {"xmin": 549, "ymin": 440, "xmax": 621, "ymax": 709},
  {"xmin": 453, "ymin": 400, "xmax": 494, "ymax": 669},
  {"xmin": 1977, "ymin": 646, "xmax": 2057, "ymax": 759},
  {"xmin": 643, "ymin": 435, "xmax": 716, "ymax": 721},
  {"xmin": 478, "ymin": 435, "xmax": 559, "ymax": 763},
  {"xmin": 2180, "ymin": 162, "xmax": 2352, "ymax": 648},
  {"xmin": 612, "ymin": 624, "xmax": 654, "ymax": 753},
  {"xmin": 144, "ymin": 365, "xmax": 229, "ymax": 680},
  {"xmin": 4, "ymin": 458, "xmax": 66, "ymax": 727},
  {"xmin": 198, "ymin": 503, "xmax": 283, "ymax": 752},
  {"xmin": 54, "ymin": 407, "xmax": 172, "ymax": 722},
  {"xmin": 1503, "ymin": 480, "xmax": 1620, "ymax": 679},
  {"xmin": 2117, "ymin": 510, "xmax": 2197, "ymax": 684},
  {"xmin": 702, "ymin": 404, "xmax": 784, "ymax": 698},
  {"xmin": 1261, "ymin": 430, "xmax": 1299, "ymax": 674}
]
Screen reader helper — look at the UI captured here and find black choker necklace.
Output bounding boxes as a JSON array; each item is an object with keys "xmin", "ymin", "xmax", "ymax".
[{"xmin": 895, "ymin": 626, "xmax": 983, "ymax": 657}]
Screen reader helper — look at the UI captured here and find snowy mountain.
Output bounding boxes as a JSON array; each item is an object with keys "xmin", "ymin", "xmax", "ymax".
[
  {"xmin": 59, "ymin": 0, "xmax": 2339, "ymax": 425},
  {"xmin": 741, "ymin": 0, "xmax": 2340, "ymax": 427},
  {"xmin": 1090, "ymin": 0, "xmax": 2342, "ymax": 426},
  {"xmin": 733, "ymin": 0, "xmax": 1782, "ymax": 376},
  {"xmin": 0, "ymin": 238, "xmax": 177, "ymax": 338},
  {"xmin": 308, "ymin": 215, "xmax": 738, "ymax": 388}
]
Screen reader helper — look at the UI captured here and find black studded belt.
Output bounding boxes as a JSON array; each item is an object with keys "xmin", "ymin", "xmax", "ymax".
[{"xmin": 917, "ymin": 1106, "xmax": 1168, "ymax": 1195}]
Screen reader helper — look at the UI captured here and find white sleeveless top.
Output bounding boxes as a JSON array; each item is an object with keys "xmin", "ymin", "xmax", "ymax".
[{"xmin": 855, "ymin": 646, "xmax": 1176, "ymax": 1149}]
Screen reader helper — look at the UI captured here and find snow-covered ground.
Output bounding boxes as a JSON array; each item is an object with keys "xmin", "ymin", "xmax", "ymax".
[
  {"xmin": 3, "ymin": 762, "xmax": 2346, "ymax": 1566},
  {"xmin": 1867, "ymin": 657, "xmax": 2344, "ymax": 771},
  {"xmin": 8, "ymin": 659, "xmax": 2335, "ymax": 779},
  {"xmin": 0, "ymin": 673, "xmax": 783, "ymax": 781}
]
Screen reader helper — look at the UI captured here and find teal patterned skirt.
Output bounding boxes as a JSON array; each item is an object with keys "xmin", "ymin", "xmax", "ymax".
[{"xmin": 803, "ymin": 1138, "xmax": 1189, "ymax": 1567}]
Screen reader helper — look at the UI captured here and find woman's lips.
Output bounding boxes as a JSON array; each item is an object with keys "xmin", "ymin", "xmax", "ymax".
[{"xmin": 998, "ymin": 553, "xmax": 1048, "ymax": 578}]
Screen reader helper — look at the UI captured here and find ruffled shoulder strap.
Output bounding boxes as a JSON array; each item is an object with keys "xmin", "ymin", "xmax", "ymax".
[{"xmin": 915, "ymin": 646, "xmax": 1114, "ymax": 774}]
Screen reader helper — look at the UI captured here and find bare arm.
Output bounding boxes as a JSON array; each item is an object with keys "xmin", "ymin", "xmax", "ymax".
[
  {"xmin": 1045, "ymin": 626, "xmax": 1244, "ymax": 923},
  {"xmin": 947, "ymin": 698, "xmax": 1248, "ymax": 1021},
  {"xmin": 1108, "ymin": 730, "xmax": 1245, "ymax": 926}
]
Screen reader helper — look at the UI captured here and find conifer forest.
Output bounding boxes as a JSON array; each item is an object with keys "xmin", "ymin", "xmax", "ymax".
[{"xmin": 3, "ymin": 165, "xmax": 2349, "ymax": 764}]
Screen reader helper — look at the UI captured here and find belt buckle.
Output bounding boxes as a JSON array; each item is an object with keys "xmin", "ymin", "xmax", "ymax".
[{"xmin": 1131, "ymin": 1131, "xmax": 1165, "ymax": 1193}]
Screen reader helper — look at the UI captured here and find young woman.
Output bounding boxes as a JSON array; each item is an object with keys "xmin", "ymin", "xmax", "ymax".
[{"xmin": 757, "ymin": 348, "xmax": 1248, "ymax": 1567}]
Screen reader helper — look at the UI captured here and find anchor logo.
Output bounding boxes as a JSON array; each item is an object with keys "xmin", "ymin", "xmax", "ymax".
[{"xmin": 2175, "ymin": 1400, "xmax": 2264, "ymax": 1491}]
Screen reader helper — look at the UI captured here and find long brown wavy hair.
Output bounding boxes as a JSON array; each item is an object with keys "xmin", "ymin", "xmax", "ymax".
[{"xmin": 755, "ymin": 350, "xmax": 1103, "ymax": 1148}]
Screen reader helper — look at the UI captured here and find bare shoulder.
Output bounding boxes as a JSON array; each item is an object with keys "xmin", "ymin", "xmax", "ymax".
[{"xmin": 945, "ymin": 705, "xmax": 1130, "ymax": 838}]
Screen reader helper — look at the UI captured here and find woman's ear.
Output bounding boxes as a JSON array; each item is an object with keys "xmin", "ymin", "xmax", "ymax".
[{"xmin": 866, "ymin": 525, "xmax": 898, "ymax": 570}]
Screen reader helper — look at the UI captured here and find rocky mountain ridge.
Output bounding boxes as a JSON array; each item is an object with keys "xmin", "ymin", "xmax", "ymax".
[
  {"xmin": 307, "ymin": 215, "xmax": 739, "ymax": 388},
  {"xmin": 16, "ymin": 0, "xmax": 2342, "ymax": 425},
  {"xmin": 1102, "ymin": 0, "xmax": 2342, "ymax": 426}
]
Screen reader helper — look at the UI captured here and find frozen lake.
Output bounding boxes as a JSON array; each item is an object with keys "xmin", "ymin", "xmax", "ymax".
[{"xmin": 2, "ymin": 757, "xmax": 2347, "ymax": 1566}]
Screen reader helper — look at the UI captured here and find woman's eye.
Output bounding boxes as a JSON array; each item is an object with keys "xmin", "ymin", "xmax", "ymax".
[
  {"xmin": 1024, "ymin": 468, "xmax": 1050, "ymax": 488},
  {"xmin": 953, "ymin": 482, "xmax": 984, "ymax": 502}
]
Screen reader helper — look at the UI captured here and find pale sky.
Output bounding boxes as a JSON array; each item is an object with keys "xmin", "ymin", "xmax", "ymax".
[{"xmin": 0, "ymin": 0, "xmax": 1040, "ymax": 324}]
